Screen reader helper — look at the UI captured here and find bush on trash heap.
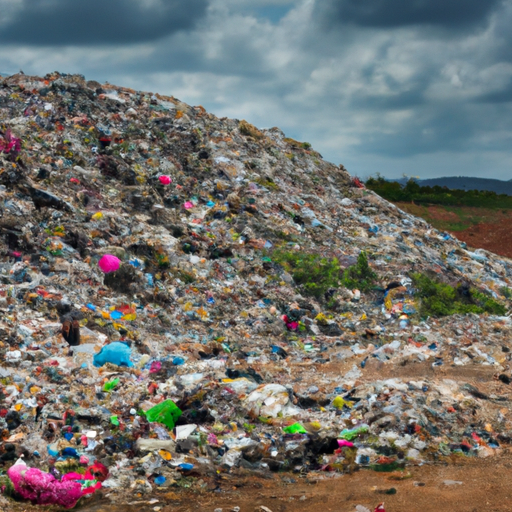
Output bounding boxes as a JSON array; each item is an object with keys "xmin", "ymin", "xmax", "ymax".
[
  {"xmin": 411, "ymin": 272, "xmax": 507, "ymax": 317},
  {"xmin": 342, "ymin": 251, "xmax": 377, "ymax": 292},
  {"xmin": 272, "ymin": 249, "xmax": 341, "ymax": 299}
]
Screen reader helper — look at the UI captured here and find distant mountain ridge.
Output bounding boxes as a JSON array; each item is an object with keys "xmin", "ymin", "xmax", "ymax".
[{"xmin": 391, "ymin": 176, "xmax": 512, "ymax": 195}]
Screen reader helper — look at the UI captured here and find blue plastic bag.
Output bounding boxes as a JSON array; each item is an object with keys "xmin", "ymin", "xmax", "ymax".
[{"xmin": 93, "ymin": 342, "xmax": 133, "ymax": 368}]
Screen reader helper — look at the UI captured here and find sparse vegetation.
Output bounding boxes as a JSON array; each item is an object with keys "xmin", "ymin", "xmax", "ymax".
[
  {"xmin": 272, "ymin": 250, "xmax": 341, "ymax": 299},
  {"xmin": 239, "ymin": 120, "xmax": 264, "ymax": 139},
  {"xmin": 255, "ymin": 177, "xmax": 279, "ymax": 190},
  {"xmin": 411, "ymin": 273, "xmax": 507, "ymax": 317},
  {"xmin": 271, "ymin": 249, "xmax": 378, "ymax": 299}
]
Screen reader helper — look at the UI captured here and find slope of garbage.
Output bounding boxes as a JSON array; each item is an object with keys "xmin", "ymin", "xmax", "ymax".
[{"xmin": 1, "ymin": 72, "xmax": 512, "ymax": 509}]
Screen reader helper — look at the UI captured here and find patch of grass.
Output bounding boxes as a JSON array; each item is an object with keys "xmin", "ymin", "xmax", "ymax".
[
  {"xmin": 239, "ymin": 120, "xmax": 265, "ymax": 139},
  {"xmin": 172, "ymin": 268, "xmax": 196, "ymax": 284},
  {"xmin": 255, "ymin": 177, "xmax": 279, "ymax": 190},
  {"xmin": 411, "ymin": 273, "xmax": 507, "ymax": 317}
]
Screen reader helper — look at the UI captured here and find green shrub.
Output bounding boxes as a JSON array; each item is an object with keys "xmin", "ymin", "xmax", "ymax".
[
  {"xmin": 411, "ymin": 273, "xmax": 507, "ymax": 317},
  {"xmin": 272, "ymin": 249, "xmax": 379, "ymax": 299},
  {"xmin": 343, "ymin": 251, "xmax": 377, "ymax": 291},
  {"xmin": 272, "ymin": 250, "xmax": 341, "ymax": 299}
]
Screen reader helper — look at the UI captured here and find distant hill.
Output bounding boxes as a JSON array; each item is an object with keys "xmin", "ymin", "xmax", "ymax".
[{"xmin": 391, "ymin": 176, "xmax": 512, "ymax": 195}]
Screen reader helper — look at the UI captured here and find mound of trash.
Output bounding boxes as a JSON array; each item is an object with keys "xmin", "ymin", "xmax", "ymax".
[{"xmin": 1, "ymin": 72, "xmax": 512, "ymax": 508}]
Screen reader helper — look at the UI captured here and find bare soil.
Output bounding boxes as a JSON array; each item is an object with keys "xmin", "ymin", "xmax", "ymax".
[
  {"xmin": 395, "ymin": 203, "xmax": 512, "ymax": 259},
  {"xmin": 72, "ymin": 456, "xmax": 512, "ymax": 512}
]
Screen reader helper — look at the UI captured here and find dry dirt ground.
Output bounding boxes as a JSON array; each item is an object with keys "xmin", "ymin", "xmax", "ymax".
[
  {"xmin": 395, "ymin": 203, "xmax": 512, "ymax": 259},
  {"xmin": 21, "ymin": 456, "xmax": 511, "ymax": 512},
  {"xmin": 5, "ymin": 456, "xmax": 512, "ymax": 512}
]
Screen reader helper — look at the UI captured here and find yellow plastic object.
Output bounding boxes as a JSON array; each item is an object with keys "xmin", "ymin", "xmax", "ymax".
[{"xmin": 159, "ymin": 449, "xmax": 172, "ymax": 461}]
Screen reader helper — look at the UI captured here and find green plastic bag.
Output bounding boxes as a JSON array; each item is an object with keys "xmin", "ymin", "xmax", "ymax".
[
  {"xmin": 283, "ymin": 422, "xmax": 307, "ymax": 434},
  {"xmin": 146, "ymin": 400, "xmax": 182, "ymax": 430}
]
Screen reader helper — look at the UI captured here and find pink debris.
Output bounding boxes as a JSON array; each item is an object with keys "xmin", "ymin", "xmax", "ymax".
[
  {"xmin": 337, "ymin": 439, "xmax": 355, "ymax": 448},
  {"xmin": 98, "ymin": 254, "xmax": 121, "ymax": 273},
  {"xmin": 0, "ymin": 130, "xmax": 21, "ymax": 156},
  {"xmin": 207, "ymin": 433, "xmax": 219, "ymax": 446},
  {"xmin": 159, "ymin": 175, "xmax": 172, "ymax": 185},
  {"xmin": 281, "ymin": 315, "xmax": 299, "ymax": 331},
  {"xmin": 183, "ymin": 201, "xmax": 194, "ymax": 209},
  {"xmin": 7, "ymin": 464, "xmax": 85, "ymax": 509},
  {"xmin": 149, "ymin": 361, "xmax": 162, "ymax": 373}
]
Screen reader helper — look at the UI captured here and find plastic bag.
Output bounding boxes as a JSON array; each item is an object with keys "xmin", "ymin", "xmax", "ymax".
[
  {"xmin": 93, "ymin": 342, "xmax": 133, "ymax": 367},
  {"xmin": 145, "ymin": 400, "xmax": 182, "ymax": 430}
]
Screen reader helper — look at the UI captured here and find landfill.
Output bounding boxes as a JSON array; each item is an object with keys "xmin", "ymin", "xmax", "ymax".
[{"xmin": 1, "ymin": 71, "xmax": 512, "ymax": 509}]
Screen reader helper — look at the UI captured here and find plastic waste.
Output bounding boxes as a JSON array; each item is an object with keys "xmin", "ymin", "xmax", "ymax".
[
  {"xmin": 145, "ymin": 400, "xmax": 182, "ymax": 430},
  {"xmin": 98, "ymin": 254, "xmax": 121, "ymax": 273},
  {"xmin": 7, "ymin": 462, "xmax": 103, "ymax": 509},
  {"xmin": 93, "ymin": 342, "xmax": 133, "ymax": 367},
  {"xmin": 283, "ymin": 423, "xmax": 307, "ymax": 434},
  {"xmin": 158, "ymin": 175, "xmax": 172, "ymax": 185},
  {"xmin": 245, "ymin": 384, "xmax": 301, "ymax": 418}
]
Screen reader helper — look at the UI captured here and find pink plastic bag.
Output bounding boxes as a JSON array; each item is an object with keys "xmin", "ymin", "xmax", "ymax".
[
  {"xmin": 8, "ymin": 462, "xmax": 106, "ymax": 509},
  {"xmin": 8, "ymin": 464, "xmax": 84, "ymax": 509}
]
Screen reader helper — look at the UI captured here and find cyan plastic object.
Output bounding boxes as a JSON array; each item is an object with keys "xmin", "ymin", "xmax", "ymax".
[{"xmin": 93, "ymin": 342, "xmax": 133, "ymax": 368}]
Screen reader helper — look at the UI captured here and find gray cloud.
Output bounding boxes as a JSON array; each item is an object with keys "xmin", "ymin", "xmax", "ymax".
[
  {"xmin": 1, "ymin": 0, "xmax": 512, "ymax": 180},
  {"xmin": 318, "ymin": 0, "xmax": 502, "ymax": 29},
  {"xmin": 0, "ymin": 0, "xmax": 208, "ymax": 45}
]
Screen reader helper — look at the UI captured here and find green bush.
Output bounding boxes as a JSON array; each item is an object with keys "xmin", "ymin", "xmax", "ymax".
[
  {"xmin": 411, "ymin": 273, "xmax": 507, "ymax": 317},
  {"xmin": 272, "ymin": 250, "xmax": 341, "ymax": 299},
  {"xmin": 271, "ymin": 249, "xmax": 378, "ymax": 298},
  {"xmin": 343, "ymin": 251, "xmax": 377, "ymax": 291}
]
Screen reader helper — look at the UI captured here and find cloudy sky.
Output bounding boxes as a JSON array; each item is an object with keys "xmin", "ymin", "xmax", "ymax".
[{"xmin": 1, "ymin": 0, "xmax": 512, "ymax": 180}]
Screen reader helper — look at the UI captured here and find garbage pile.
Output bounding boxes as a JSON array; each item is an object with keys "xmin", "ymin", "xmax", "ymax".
[{"xmin": 1, "ymin": 72, "xmax": 512, "ymax": 508}]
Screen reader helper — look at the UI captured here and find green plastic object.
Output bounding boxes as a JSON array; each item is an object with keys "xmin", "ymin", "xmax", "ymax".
[
  {"xmin": 110, "ymin": 415, "xmax": 119, "ymax": 426},
  {"xmin": 283, "ymin": 423, "xmax": 307, "ymax": 434},
  {"xmin": 339, "ymin": 424, "xmax": 369, "ymax": 441},
  {"xmin": 103, "ymin": 377, "xmax": 120, "ymax": 392},
  {"xmin": 145, "ymin": 400, "xmax": 182, "ymax": 430}
]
